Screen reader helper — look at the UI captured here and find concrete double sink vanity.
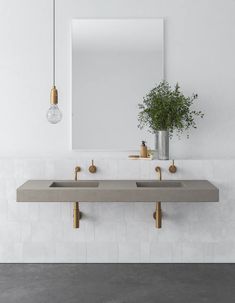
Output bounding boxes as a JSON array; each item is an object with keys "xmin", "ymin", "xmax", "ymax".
[
  {"xmin": 17, "ymin": 179, "xmax": 218, "ymax": 203},
  {"xmin": 17, "ymin": 177, "xmax": 219, "ymax": 229}
]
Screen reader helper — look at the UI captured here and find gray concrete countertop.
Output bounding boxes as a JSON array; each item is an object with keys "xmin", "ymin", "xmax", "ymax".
[{"xmin": 17, "ymin": 180, "xmax": 219, "ymax": 203}]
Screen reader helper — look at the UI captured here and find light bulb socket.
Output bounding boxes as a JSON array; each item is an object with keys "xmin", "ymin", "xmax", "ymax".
[{"xmin": 50, "ymin": 86, "xmax": 58, "ymax": 105}]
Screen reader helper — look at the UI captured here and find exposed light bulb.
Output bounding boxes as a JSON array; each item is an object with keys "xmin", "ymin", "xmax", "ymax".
[
  {"xmin": 47, "ymin": 86, "xmax": 62, "ymax": 124},
  {"xmin": 47, "ymin": 104, "xmax": 62, "ymax": 124},
  {"xmin": 48, "ymin": 1, "xmax": 62, "ymax": 124}
]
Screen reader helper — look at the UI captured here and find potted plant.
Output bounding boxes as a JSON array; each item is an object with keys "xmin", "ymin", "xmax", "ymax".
[{"xmin": 138, "ymin": 81, "xmax": 204, "ymax": 160}]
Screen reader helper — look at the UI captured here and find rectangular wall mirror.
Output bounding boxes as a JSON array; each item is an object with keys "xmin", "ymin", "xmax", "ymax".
[{"xmin": 72, "ymin": 18, "xmax": 164, "ymax": 150}]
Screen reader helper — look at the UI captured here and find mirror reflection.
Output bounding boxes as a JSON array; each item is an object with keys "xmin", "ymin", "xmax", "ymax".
[{"xmin": 72, "ymin": 18, "xmax": 164, "ymax": 150}]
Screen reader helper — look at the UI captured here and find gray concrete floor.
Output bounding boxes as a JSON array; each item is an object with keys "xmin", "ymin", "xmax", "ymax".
[{"xmin": 0, "ymin": 264, "xmax": 234, "ymax": 303}]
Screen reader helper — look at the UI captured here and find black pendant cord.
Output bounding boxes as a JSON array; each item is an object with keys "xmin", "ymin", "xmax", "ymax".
[{"xmin": 53, "ymin": 0, "xmax": 56, "ymax": 87}]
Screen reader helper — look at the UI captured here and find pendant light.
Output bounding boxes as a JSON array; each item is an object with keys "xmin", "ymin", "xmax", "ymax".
[{"xmin": 47, "ymin": 0, "xmax": 62, "ymax": 124}]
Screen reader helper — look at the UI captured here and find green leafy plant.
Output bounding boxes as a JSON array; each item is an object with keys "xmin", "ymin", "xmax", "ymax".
[{"xmin": 138, "ymin": 80, "xmax": 204, "ymax": 138}]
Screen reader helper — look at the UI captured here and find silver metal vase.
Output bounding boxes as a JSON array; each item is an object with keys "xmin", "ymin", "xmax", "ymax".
[{"xmin": 155, "ymin": 130, "xmax": 169, "ymax": 160}]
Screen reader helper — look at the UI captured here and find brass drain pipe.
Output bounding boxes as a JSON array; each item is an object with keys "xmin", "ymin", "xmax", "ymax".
[
  {"xmin": 154, "ymin": 202, "xmax": 162, "ymax": 229},
  {"xmin": 73, "ymin": 202, "xmax": 80, "ymax": 229},
  {"xmin": 153, "ymin": 166, "xmax": 162, "ymax": 229},
  {"xmin": 73, "ymin": 166, "xmax": 81, "ymax": 228}
]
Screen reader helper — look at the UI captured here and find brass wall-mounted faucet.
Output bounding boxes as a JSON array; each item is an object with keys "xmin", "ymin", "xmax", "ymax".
[
  {"xmin": 155, "ymin": 166, "xmax": 162, "ymax": 181},
  {"xmin": 75, "ymin": 166, "xmax": 81, "ymax": 181},
  {"xmin": 89, "ymin": 160, "xmax": 97, "ymax": 173},
  {"xmin": 154, "ymin": 166, "xmax": 162, "ymax": 229},
  {"xmin": 73, "ymin": 166, "xmax": 82, "ymax": 228}
]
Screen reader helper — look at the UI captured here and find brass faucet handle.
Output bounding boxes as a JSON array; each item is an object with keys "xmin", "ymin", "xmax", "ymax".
[
  {"xmin": 89, "ymin": 160, "xmax": 97, "ymax": 173},
  {"xmin": 169, "ymin": 160, "xmax": 177, "ymax": 173}
]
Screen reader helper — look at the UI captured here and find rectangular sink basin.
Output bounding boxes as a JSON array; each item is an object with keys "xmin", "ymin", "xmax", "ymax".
[
  {"xmin": 50, "ymin": 181, "xmax": 99, "ymax": 188},
  {"xmin": 136, "ymin": 181, "xmax": 182, "ymax": 188}
]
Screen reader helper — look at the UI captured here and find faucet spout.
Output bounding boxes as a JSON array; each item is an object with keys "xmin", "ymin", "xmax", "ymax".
[
  {"xmin": 75, "ymin": 166, "xmax": 81, "ymax": 181},
  {"xmin": 155, "ymin": 166, "xmax": 162, "ymax": 181}
]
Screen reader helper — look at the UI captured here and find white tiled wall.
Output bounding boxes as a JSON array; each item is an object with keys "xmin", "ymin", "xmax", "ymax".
[{"xmin": 0, "ymin": 157, "xmax": 232, "ymax": 263}]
